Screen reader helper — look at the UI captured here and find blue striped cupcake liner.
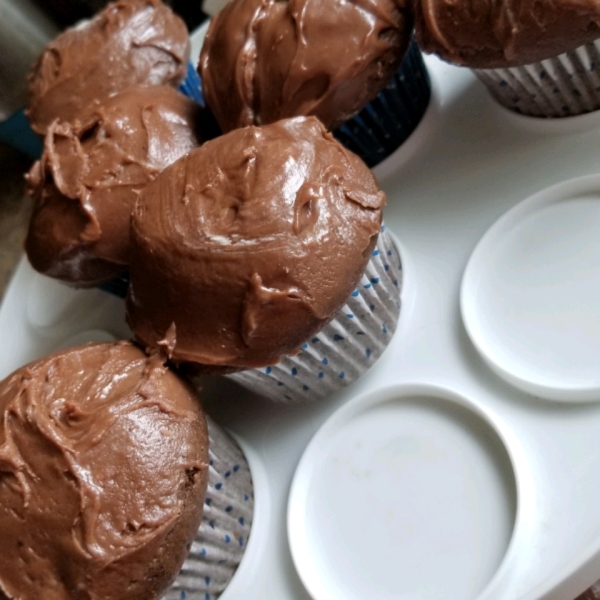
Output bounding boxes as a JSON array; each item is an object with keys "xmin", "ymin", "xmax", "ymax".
[
  {"xmin": 228, "ymin": 225, "xmax": 402, "ymax": 402},
  {"xmin": 179, "ymin": 61, "xmax": 205, "ymax": 106},
  {"xmin": 163, "ymin": 418, "xmax": 254, "ymax": 600},
  {"xmin": 334, "ymin": 41, "xmax": 431, "ymax": 167},
  {"xmin": 474, "ymin": 39, "xmax": 600, "ymax": 118}
]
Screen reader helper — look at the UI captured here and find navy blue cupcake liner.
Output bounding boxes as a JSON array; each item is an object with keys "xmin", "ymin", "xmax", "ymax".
[
  {"xmin": 0, "ymin": 110, "xmax": 43, "ymax": 159},
  {"xmin": 474, "ymin": 39, "xmax": 600, "ymax": 118},
  {"xmin": 334, "ymin": 41, "xmax": 432, "ymax": 168},
  {"xmin": 98, "ymin": 273, "xmax": 130, "ymax": 298},
  {"xmin": 179, "ymin": 61, "xmax": 205, "ymax": 106}
]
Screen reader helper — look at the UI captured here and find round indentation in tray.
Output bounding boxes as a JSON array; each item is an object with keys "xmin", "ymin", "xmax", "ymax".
[
  {"xmin": 288, "ymin": 384, "xmax": 517, "ymax": 600},
  {"xmin": 461, "ymin": 174, "xmax": 600, "ymax": 401}
]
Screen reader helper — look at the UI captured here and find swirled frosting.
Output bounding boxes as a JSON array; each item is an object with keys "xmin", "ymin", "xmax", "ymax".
[
  {"xmin": 127, "ymin": 116, "xmax": 385, "ymax": 369},
  {"xmin": 0, "ymin": 341, "xmax": 208, "ymax": 600},
  {"xmin": 27, "ymin": 0, "xmax": 190, "ymax": 135},
  {"xmin": 199, "ymin": 0, "xmax": 412, "ymax": 132},
  {"xmin": 414, "ymin": 0, "xmax": 600, "ymax": 68},
  {"xmin": 25, "ymin": 85, "xmax": 202, "ymax": 287}
]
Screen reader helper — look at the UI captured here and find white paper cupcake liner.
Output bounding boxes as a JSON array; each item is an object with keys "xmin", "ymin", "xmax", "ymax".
[
  {"xmin": 474, "ymin": 39, "xmax": 600, "ymax": 118},
  {"xmin": 163, "ymin": 418, "xmax": 254, "ymax": 600},
  {"xmin": 228, "ymin": 225, "xmax": 402, "ymax": 402}
]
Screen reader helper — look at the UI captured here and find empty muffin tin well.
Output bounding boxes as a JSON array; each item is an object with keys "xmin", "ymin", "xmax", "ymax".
[
  {"xmin": 462, "ymin": 175, "xmax": 600, "ymax": 401},
  {"xmin": 288, "ymin": 384, "xmax": 518, "ymax": 600}
]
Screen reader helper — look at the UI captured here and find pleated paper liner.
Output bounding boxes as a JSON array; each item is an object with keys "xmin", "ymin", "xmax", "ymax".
[
  {"xmin": 474, "ymin": 40, "xmax": 600, "ymax": 118},
  {"xmin": 163, "ymin": 418, "xmax": 254, "ymax": 600},
  {"xmin": 228, "ymin": 225, "xmax": 402, "ymax": 402}
]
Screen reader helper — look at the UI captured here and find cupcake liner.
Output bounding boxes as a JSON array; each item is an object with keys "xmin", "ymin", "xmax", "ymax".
[
  {"xmin": 163, "ymin": 417, "xmax": 254, "ymax": 600},
  {"xmin": 179, "ymin": 61, "xmax": 205, "ymax": 106},
  {"xmin": 0, "ymin": 110, "xmax": 43, "ymax": 159},
  {"xmin": 474, "ymin": 39, "xmax": 600, "ymax": 118},
  {"xmin": 98, "ymin": 273, "xmax": 130, "ymax": 297},
  {"xmin": 228, "ymin": 225, "xmax": 402, "ymax": 403},
  {"xmin": 334, "ymin": 41, "xmax": 431, "ymax": 167}
]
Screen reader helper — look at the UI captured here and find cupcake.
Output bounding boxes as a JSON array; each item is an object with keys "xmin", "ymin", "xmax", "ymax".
[
  {"xmin": 199, "ymin": 0, "xmax": 431, "ymax": 167},
  {"xmin": 126, "ymin": 116, "xmax": 402, "ymax": 402},
  {"xmin": 25, "ymin": 85, "xmax": 203, "ymax": 288},
  {"xmin": 414, "ymin": 0, "xmax": 600, "ymax": 117},
  {"xmin": 27, "ymin": 0, "xmax": 190, "ymax": 136},
  {"xmin": 0, "ymin": 341, "xmax": 253, "ymax": 600}
]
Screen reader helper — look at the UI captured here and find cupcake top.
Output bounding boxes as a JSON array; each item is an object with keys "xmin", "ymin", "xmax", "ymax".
[
  {"xmin": 27, "ymin": 0, "xmax": 190, "ymax": 135},
  {"xmin": 25, "ymin": 85, "xmax": 202, "ymax": 287},
  {"xmin": 199, "ymin": 0, "xmax": 413, "ymax": 132},
  {"xmin": 127, "ymin": 116, "xmax": 385, "ymax": 369},
  {"xmin": 0, "ymin": 341, "xmax": 209, "ymax": 600},
  {"xmin": 414, "ymin": 0, "xmax": 600, "ymax": 68}
]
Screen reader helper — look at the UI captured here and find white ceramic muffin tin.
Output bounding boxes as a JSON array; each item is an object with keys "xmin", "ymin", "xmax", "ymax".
[{"xmin": 4, "ymin": 23, "xmax": 600, "ymax": 600}]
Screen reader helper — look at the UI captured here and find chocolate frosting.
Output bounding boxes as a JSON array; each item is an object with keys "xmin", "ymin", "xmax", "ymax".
[
  {"xmin": 25, "ymin": 85, "xmax": 202, "ymax": 287},
  {"xmin": 199, "ymin": 0, "xmax": 412, "ymax": 132},
  {"xmin": 126, "ymin": 116, "xmax": 385, "ymax": 369},
  {"xmin": 0, "ymin": 341, "xmax": 209, "ymax": 600},
  {"xmin": 414, "ymin": 0, "xmax": 600, "ymax": 68},
  {"xmin": 27, "ymin": 0, "xmax": 190, "ymax": 135}
]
